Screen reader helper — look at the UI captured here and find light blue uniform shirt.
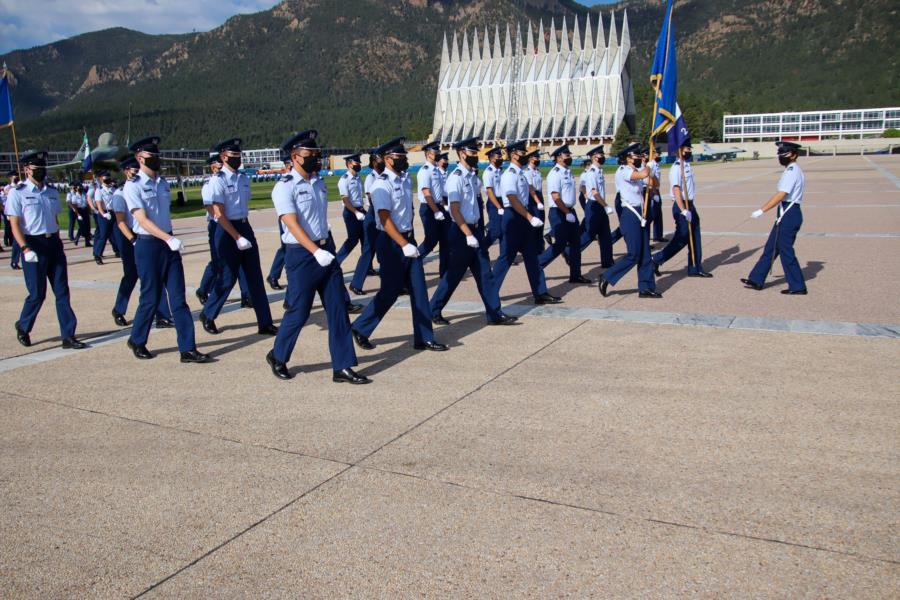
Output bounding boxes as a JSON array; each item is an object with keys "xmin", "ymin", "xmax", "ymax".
[
  {"xmin": 371, "ymin": 167, "xmax": 413, "ymax": 232},
  {"xmin": 124, "ymin": 170, "xmax": 173, "ymax": 235},
  {"xmin": 585, "ymin": 165, "xmax": 605, "ymax": 202},
  {"xmin": 547, "ymin": 165, "xmax": 576, "ymax": 208},
  {"xmin": 525, "ymin": 165, "xmax": 542, "ymax": 194},
  {"xmin": 200, "ymin": 177, "xmax": 216, "ymax": 222},
  {"xmin": 70, "ymin": 190, "xmax": 86, "ymax": 208},
  {"xmin": 615, "ymin": 165, "xmax": 645, "ymax": 207},
  {"xmin": 777, "ymin": 162, "xmax": 805, "ymax": 204},
  {"xmin": 500, "ymin": 164, "xmax": 529, "ymax": 209},
  {"xmin": 4, "ymin": 180, "xmax": 61, "ymax": 235},
  {"xmin": 669, "ymin": 160, "xmax": 695, "ymax": 201},
  {"xmin": 416, "ymin": 162, "xmax": 444, "ymax": 206},
  {"xmin": 338, "ymin": 172, "xmax": 364, "ymax": 208},
  {"xmin": 209, "ymin": 167, "xmax": 251, "ymax": 220},
  {"xmin": 97, "ymin": 185, "xmax": 115, "ymax": 212},
  {"xmin": 271, "ymin": 168, "xmax": 329, "ymax": 243},
  {"xmin": 482, "ymin": 164, "xmax": 502, "ymax": 197},
  {"xmin": 110, "ymin": 186, "xmax": 134, "ymax": 230},
  {"xmin": 446, "ymin": 166, "xmax": 481, "ymax": 224}
]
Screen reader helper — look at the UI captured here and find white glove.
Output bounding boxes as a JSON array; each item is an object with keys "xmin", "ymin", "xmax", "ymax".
[
  {"xmin": 402, "ymin": 243, "xmax": 420, "ymax": 258},
  {"xmin": 648, "ymin": 160, "xmax": 658, "ymax": 170},
  {"xmin": 605, "ymin": 206, "xmax": 614, "ymax": 215},
  {"xmin": 236, "ymin": 236, "xmax": 253, "ymax": 250},
  {"xmin": 24, "ymin": 250, "xmax": 38, "ymax": 263},
  {"xmin": 466, "ymin": 235, "xmax": 479, "ymax": 249},
  {"xmin": 751, "ymin": 209, "xmax": 764, "ymax": 219},
  {"xmin": 166, "ymin": 237, "xmax": 184, "ymax": 252},
  {"xmin": 497, "ymin": 208, "xmax": 505, "ymax": 215},
  {"xmin": 681, "ymin": 209, "xmax": 692, "ymax": 223},
  {"xmin": 529, "ymin": 216, "xmax": 544, "ymax": 228},
  {"xmin": 536, "ymin": 202, "xmax": 544, "ymax": 211},
  {"xmin": 76, "ymin": 214, "xmax": 82, "ymax": 221},
  {"xmin": 103, "ymin": 212, "xmax": 112, "ymax": 220},
  {"xmin": 565, "ymin": 212, "xmax": 577, "ymax": 224},
  {"xmin": 355, "ymin": 211, "xmax": 365, "ymax": 222},
  {"xmin": 434, "ymin": 211, "xmax": 445, "ymax": 222},
  {"xmin": 313, "ymin": 248, "xmax": 335, "ymax": 267}
]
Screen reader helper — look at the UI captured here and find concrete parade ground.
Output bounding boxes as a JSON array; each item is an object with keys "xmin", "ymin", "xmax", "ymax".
[{"xmin": 1, "ymin": 156, "xmax": 898, "ymax": 598}]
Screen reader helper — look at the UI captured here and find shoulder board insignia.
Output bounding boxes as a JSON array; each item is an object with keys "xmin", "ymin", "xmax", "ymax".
[
  {"xmin": 341, "ymin": 174, "xmax": 348, "ymax": 179},
  {"xmin": 787, "ymin": 166, "xmax": 794, "ymax": 171},
  {"xmin": 15, "ymin": 183, "xmax": 25, "ymax": 190},
  {"xmin": 280, "ymin": 174, "xmax": 293, "ymax": 182},
  {"xmin": 552, "ymin": 166, "xmax": 560, "ymax": 172},
  {"xmin": 378, "ymin": 173, "xmax": 388, "ymax": 180}
]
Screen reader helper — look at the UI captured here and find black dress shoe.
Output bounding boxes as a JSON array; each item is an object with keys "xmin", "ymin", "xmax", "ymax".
[
  {"xmin": 414, "ymin": 340, "xmax": 449, "ymax": 351},
  {"xmin": 367, "ymin": 268, "xmax": 379, "ymax": 276},
  {"xmin": 94, "ymin": 255, "xmax": 103, "ymax": 265},
  {"xmin": 352, "ymin": 329, "xmax": 374, "ymax": 350},
  {"xmin": 266, "ymin": 277, "xmax": 282, "ymax": 290},
  {"xmin": 333, "ymin": 367, "xmax": 371, "ymax": 385},
  {"xmin": 180, "ymin": 349, "xmax": 212, "ymax": 363},
  {"xmin": 154, "ymin": 317, "xmax": 174, "ymax": 329},
  {"xmin": 741, "ymin": 278, "xmax": 763, "ymax": 291},
  {"xmin": 543, "ymin": 234, "xmax": 554, "ymax": 246},
  {"xmin": 346, "ymin": 302, "xmax": 363, "ymax": 314},
  {"xmin": 653, "ymin": 236, "xmax": 669, "ymax": 243},
  {"xmin": 638, "ymin": 290, "xmax": 663, "ymax": 299},
  {"xmin": 258, "ymin": 324, "xmax": 279, "ymax": 335},
  {"xmin": 266, "ymin": 350, "xmax": 293, "ymax": 380},
  {"xmin": 781, "ymin": 288, "xmax": 808, "ymax": 295},
  {"xmin": 398, "ymin": 287, "xmax": 410, "ymax": 296},
  {"xmin": 568, "ymin": 275, "xmax": 593, "ymax": 284},
  {"xmin": 62, "ymin": 337, "xmax": 88, "ymax": 349},
  {"xmin": 283, "ymin": 301, "xmax": 291, "ymax": 310},
  {"xmin": 432, "ymin": 312, "xmax": 450, "ymax": 326},
  {"xmin": 114, "ymin": 251, "xmax": 120, "ymax": 258},
  {"xmin": 488, "ymin": 314, "xmax": 518, "ymax": 326},
  {"xmin": 126, "ymin": 338, "xmax": 154, "ymax": 359},
  {"xmin": 652, "ymin": 261, "xmax": 661, "ymax": 277},
  {"xmin": 600, "ymin": 263, "xmax": 614, "ymax": 269},
  {"xmin": 112, "ymin": 310, "xmax": 128, "ymax": 327},
  {"xmin": 349, "ymin": 285, "xmax": 365, "ymax": 296},
  {"xmin": 200, "ymin": 313, "xmax": 219, "ymax": 334},
  {"xmin": 240, "ymin": 297, "xmax": 253, "ymax": 309},
  {"xmin": 11, "ymin": 263, "xmax": 20, "ymax": 270},
  {"xmin": 533, "ymin": 293, "xmax": 562, "ymax": 305},
  {"xmin": 688, "ymin": 271, "xmax": 713, "ymax": 278},
  {"xmin": 196, "ymin": 290, "xmax": 208, "ymax": 304},
  {"xmin": 14, "ymin": 322, "xmax": 30, "ymax": 347},
  {"xmin": 598, "ymin": 277, "xmax": 610, "ymax": 297}
]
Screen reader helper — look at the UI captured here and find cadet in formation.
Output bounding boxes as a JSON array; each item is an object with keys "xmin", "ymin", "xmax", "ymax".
[
  {"xmin": 429, "ymin": 137, "xmax": 518, "ymax": 327},
  {"xmin": 346, "ymin": 147, "xmax": 386, "ymax": 295},
  {"xmin": 335, "ymin": 153, "xmax": 367, "ymax": 271},
  {"xmin": 648, "ymin": 148, "xmax": 668, "ymax": 243},
  {"xmin": 122, "ymin": 136, "xmax": 209, "ymax": 363},
  {"xmin": 92, "ymin": 171, "xmax": 119, "ymax": 265},
  {"xmin": 266, "ymin": 130, "xmax": 370, "ymax": 384},
  {"xmin": 351, "ymin": 137, "xmax": 448, "ymax": 352},
  {"xmin": 524, "ymin": 150, "xmax": 548, "ymax": 252},
  {"xmin": 573, "ymin": 144, "xmax": 614, "ymax": 269},
  {"xmin": 69, "ymin": 183, "xmax": 92, "ymax": 247},
  {"xmin": 416, "ymin": 141, "xmax": 449, "ymax": 278},
  {"xmin": 266, "ymin": 150, "xmax": 292, "ymax": 292},
  {"xmin": 742, "ymin": 141, "xmax": 808, "ymax": 295},
  {"xmin": 6, "ymin": 150, "xmax": 87, "ymax": 349},
  {"xmin": 598, "ymin": 143, "xmax": 661, "ymax": 298},
  {"xmin": 481, "ymin": 146, "xmax": 506, "ymax": 251}
]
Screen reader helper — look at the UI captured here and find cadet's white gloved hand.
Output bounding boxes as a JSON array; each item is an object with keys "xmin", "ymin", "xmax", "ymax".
[
  {"xmin": 751, "ymin": 209, "xmax": 764, "ymax": 219},
  {"xmin": 466, "ymin": 235, "xmax": 479, "ymax": 249},
  {"xmin": 536, "ymin": 202, "xmax": 544, "ymax": 211},
  {"xmin": 648, "ymin": 160, "xmax": 658, "ymax": 170},
  {"xmin": 434, "ymin": 211, "xmax": 445, "ymax": 221},
  {"xmin": 76, "ymin": 214, "xmax": 82, "ymax": 220},
  {"xmin": 681, "ymin": 209, "xmax": 692, "ymax": 223},
  {"xmin": 605, "ymin": 206, "xmax": 615, "ymax": 215},
  {"xmin": 103, "ymin": 212, "xmax": 112, "ymax": 220},
  {"xmin": 236, "ymin": 236, "xmax": 253, "ymax": 250},
  {"xmin": 166, "ymin": 237, "xmax": 184, "ymax": 252},
  {"xmin": 529, "ymin": 216, "xmax": 544, "ymax": 228},
  {"xmin": 497, "ymin": 208, "xmax": 504, "ymax": 215},
  {"xmin": 565, "ymin": 212, "xmax": 577, "ymax": 224},
  {"xmin": 313, "ymin": 248, "xmax": 335, "ymax": 267},
  {"xmin": 24, "ymin": 250, "xmax": 38, "ymax": 263},
  {"xmin": 402, "ymin": 243, "xmax": 420, "ymax": 258},
  {"xmin": 355, "ymin": 211, "xmax": 365, "ymax": 221}
]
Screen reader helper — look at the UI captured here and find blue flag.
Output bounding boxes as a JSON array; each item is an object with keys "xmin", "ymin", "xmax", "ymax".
[
  {"xmin": 0, "ymin": 76, "xmax": 13, "ymax": 128},
  {"xmin": 81, "ymin": 131, "xmax": 93, "ymax": 172},
  {"xmin": 667, "ymin": 103, "xmax": 690, "ymax": 155},
  {"xmin": 650, "ymin": 0, "xmax": 677, "ymax": 138}
]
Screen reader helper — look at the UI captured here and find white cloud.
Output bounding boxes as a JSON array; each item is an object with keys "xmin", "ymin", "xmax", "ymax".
[{"xmin": 0, "ymin": 0, "xmax": 278, "ymax": 54}]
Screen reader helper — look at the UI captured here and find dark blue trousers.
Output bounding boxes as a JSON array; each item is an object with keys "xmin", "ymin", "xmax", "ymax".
[
  {"xmin": 575, "ymin": 202, "xmax": 614, "ymax": 267},
  {"xmin": 603, "ymin": 208, "xmax": 656, "ymax": 292},
  {"xmin": 17, "ymin": 235, "xmax": 77, "ymax": 339},
  {"xmin": 198, "ymin": 221, "xmax": 251, "ymax": 298},
  {"xmin": 652, "ymin": 201, "xmax": 704, "ymax": 274},
  {"xmin": 650, "ymin": 195, "xmax": 665, "ymax": 240},
  {"xmin": 529, "ymin": 192, "xmax": 547, "ymax": 252},
  {"xmin": 93, "ymin": 215, "xmax": 115, "ymax": 258},
  {"xmin": 67, "ymin": 207, "xmax": 76, "ymax": 241},
  {"xmin": 72, "ymin": 208, "xmax": 92, "ymax": 246},
  {"xmin": 203, "ymin": 221, "xmax": 272, "ymax": 325},
  {"xmin": 430, "ymin": 224, "xmax": 502, "ymax": 321},
  {"xmin": 417, "ymin": 204, "xmax": 450, "ymax": 277},
  {"xmin": 336, "ymin": 207, "xmax": 365, "ymax": 265},
  {"xmin": 747, "ymin": 204, "xmax": 806, "ymax": 291},
  {"xmin": 353, "ymin": 232, "xmax": 434, "ymax": 345},
  {"xmin": 610, "ymin": 194, "xmax": 624, "ymax": 244},
  {"xmin": 491, "ymin": 210, "xmax": 548, "ymax": 298},
  {"xmin": 484, "ymin": 202, "xmax": 505, "ymax": 251},
  {"xmin": 113, "ymin": 229, "xmax": 173, "ymax": 320},
  {"xmin": 273, "ymin": 239, "xmax": 357, "ymax": 369},
  {"xmin": 267, "ymin": 218, "xmax": 286, "ymax": 281},
  {"xmin": 350, "ymin": 208, "xmax": 377, "ymax": 290},
  {"xmin": 131, "ymin": 236, "xmax": 195, "ymax": 352},
  {"xmin": 539, "ymin": 207, "xmax": 581, "ymax": 279}
]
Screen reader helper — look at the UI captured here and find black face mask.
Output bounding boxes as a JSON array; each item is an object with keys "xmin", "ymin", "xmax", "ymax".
[
  {"xmin": 144, "ymin": 156, "xmax": 161, "ymax": 171},
  {"xmin": 30, "ymin": 167, "xmax": 47, "ymax": 181},
  {"xmin": 464, "ymin": 155, "xmax": 479, "ymax": 168},
  {"xmin": 596, "ymin": 156, "xmax": 606, "ymax": 165},
  {"xmin": 348, "ymin": 163, "xmax": 360, "ymax": 174},
  {"xmin": 225, "ymin": 156, "xmax": 242, "ymax": 170},
  {"xmin": 632, "ymin": 159, "xmax": 643, "ymax": 169},
  {"xmin": 778, "ymin": 154, "xmax": 792, "ymax": 167},
  {"xmin": 682, "ymin": 152, "xmax": 693, "ymax": 162},
  {"xmin": 562, "ymin": 157, "xmax": 572, "ymax": 167},
  {"xmin": 300, "ymin": 156, "xmax": 322, "ymax": 173},
  {"xmin": 391, "ymin": 157, "xmax": 409, "ymax": 173},
  {"xmin": 491, "ymin": 158, "xmax": 503, "ymax": 168}
]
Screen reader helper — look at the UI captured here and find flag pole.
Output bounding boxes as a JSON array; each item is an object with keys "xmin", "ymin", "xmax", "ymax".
[
  {"xmin": 643, "ymin": 78, "xmax": 661, "ymax": 221},
  {"xmin": 680, "ymin": 146, "xmax": 697, "ymax": 267},
  {"xmin": 10, "ymin": 122, "xmax": 21, "ymax": 178}
]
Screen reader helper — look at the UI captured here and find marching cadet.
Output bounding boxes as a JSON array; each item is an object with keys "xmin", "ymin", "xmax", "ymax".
[
  {"xmin": 65, "ymin": 185, "xmax": 77, "ymax": 242},
  {"xmin": 266, "ymin": 151, "xmax": 292, "ymax": 291},
  {"xmin": 742, "ymin": 141, "xmax": 808, "ymax": 294},
  {"xmin": 199, "ymin": 138, "xmax": 278, "ymax": 336},
  {"xmin": 110, "ymin": 155, "xmax": 174, "ymax": 328},
  {"xmin": 6, "ymin": 151, "xmax": 87, "ymax": 349},
  {"xmin": 416, "ymin": 141, "xmax": 449, "ymax": 278},
  {"xmin": 335, "ymin": 153, "xmax": 367, "ymax": 267},
  {"xmin": 91, "ymin": 170, "xmax": 118, "ymax": 264},
  {"xmin": 481, "ymin": 146, "xmax": 506, "ymax": 250},
  {"xmin": 346, "ymin": 148, "xmax": 384, "ymax": 295},
  {"xmin": 573, "ymin": 145, "xmax": 614, "ymax": 268},
  {"xmin": 351, "ymin": 137, "xmax": 448, "ymax": 352},
  {"xmin": 123, "ymin": 136, "xmax": 209, "ymax": 362},
  {"xmin": 4, "ymin": 173, "xmax": 22, "ymax": 268},
  {"xmin": 577, "ymin": 159, "xmax": 590, "ymax": 210},
  {"xmin": 196, "ymin": 154, "xmax": 254, "ymax": 307},
  {"xmin": 648, "ymin": 146, "xmax": 668, "ymax": 243},
  {"xmin": 266, "ymin": 130, "xmax": 370, "ymax": 384},
  {"xmin": 69, "ymin": 182, "xmax": 91, "ymax": 247},
  {"xmin": 598, "ymin": 143, "xmax": 661, "ymax": 298},
  {"xmin": 430, "ymin": 137, "xmax": 518, "ymax": 326},
  {"xmin": 491, "ymin": 140, "xmax": 561, "ymax": 305},
  {"xmin": 538, "ymin": 144, "xmax": 592, "ymax": 284},
  {"xmin": 652, "ymin": 138, "xmax": 712, "ymax": 278},
  {"xmin": 524, "ymin": 150, "xmax": 549, "ymax": 251},
  {"xmin": 437, "ymin": 152, "xmax": 449, "ymax": 180}
]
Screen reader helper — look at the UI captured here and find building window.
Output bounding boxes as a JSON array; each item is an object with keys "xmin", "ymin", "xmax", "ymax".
[
  {"xmin": 744, "ymin": 116, "xmax": 761, "ymax": 124},
  {"xmin": 763, "ymin": 125, "xmax": 780, "ymax": 133},
  {"xmin": 822, "ymin": 122, "xmax": 841, "ymax": 131},
  {"xmin": 801, "ymin": 123, "xmax": 819, "ymax": 132},
  {"xmin": 762, "ymin": 115, "xmax": 780, "ymax": 124},
  {"xmin": 843, "ymin": 112, "xmax": 862, "ymax": 120},
  {"xmin": 782, "ymin": 124, "xmax": 799, "ymax": 132},
  {"xmin": 724, "ymin": 126, "xmax": 742, "ymax": 135},
  {"xmin": 822, "ymin": 113, "xmax": 840, "ymax": 122},
  {"xmin": 862, "ymin": 121, "xmax": 881, "ymax": 130},
  {"xmin": 724, "ymin": 116, "xmax": 741, "ymax": 125},
  {"xmin": 864, "ymin": 111, "xmax": 882, "ymax": 119},
  {"xmin": 885, "ymin": 120, "xmax": 900, "ymax": 128},
  {"xmin": 885, "ymin": 110, "xmax": 900, "ymax": 119},
  {"xmin": 843, "ymin": 122, "xmax": 861, "ymax": 130},
  {"xmin": 744, "ymin": 126, "xmax": 760, "ymax": 134},
  {"xmin": 782, "ymin": 115, "xmax": 800, "ymax": 123},
  {"xmin": 802, "ymin": 114, "xmax": 820, "ymax": 122}
]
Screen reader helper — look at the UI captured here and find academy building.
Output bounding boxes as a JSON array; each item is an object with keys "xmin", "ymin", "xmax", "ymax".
[
  {"xmin": 430, "ymin": 12, "xmax": 636, "ymax": 149},
  {"xmin": 723, "ymin": 107, "xmax": 900, "ymax": 142}
]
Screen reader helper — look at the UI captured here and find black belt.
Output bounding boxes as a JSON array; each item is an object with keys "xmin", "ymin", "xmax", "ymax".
[
  {"xmin": 25, "ymin": 233, "xmax": 59, "ymax": 240},
  {"xmin": 136, "ymin": 232, "xmax": 173, "ymax": 240},
  {"xmin": 233, "ymin": 217, "xmax": 249, "ymax": 223},
  {"xmin": 286, "ymin": 238, "xmax": 329, "ymax": 247}
]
